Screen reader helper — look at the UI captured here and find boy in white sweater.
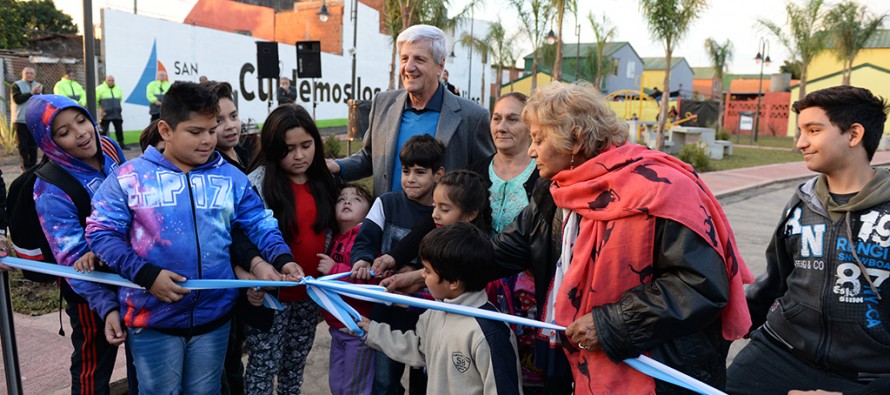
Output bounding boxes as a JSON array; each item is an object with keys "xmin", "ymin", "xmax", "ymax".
[{"xmin": 358, "ymin": 222, "xmax": 523, "ymax": 394}]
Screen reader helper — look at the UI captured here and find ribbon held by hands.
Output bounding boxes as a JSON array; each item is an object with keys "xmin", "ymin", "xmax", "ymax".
[{"xmin": 2, "ymin": 256, "xmax": 726, "ymax": 394}]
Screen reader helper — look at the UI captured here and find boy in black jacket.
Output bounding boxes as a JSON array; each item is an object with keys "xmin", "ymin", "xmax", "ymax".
[{"xmin": 728, "ymin": 86, "xmax": 890, "ymax": 394}]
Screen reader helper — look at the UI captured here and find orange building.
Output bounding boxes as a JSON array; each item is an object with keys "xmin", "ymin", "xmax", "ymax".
[{"xmin": 184, "ymin": 0, "xmax": 387, "ymax": 55}]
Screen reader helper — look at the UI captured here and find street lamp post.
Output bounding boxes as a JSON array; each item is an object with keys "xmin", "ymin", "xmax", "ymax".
[
  {"xmin": 317, "ymin": 0, "xmax": 330, "ymax": 22},
  {"xmin": 545, "ymin": 29, "xmax": 557, "ymax": 45},
  {"xmin": 467, "ymin": 3, "xmax": 476, "ymax": 101},
  {"xmin": 545, "ymin": 29, "xmax": 556, "ymax": 84},
  {"xmin": 753, "ymin": 38, "xmax": 771, "ymax": 143},
  {"xmin": 348, "ymin": 0, "xmax": 357, "ymax": 154}
]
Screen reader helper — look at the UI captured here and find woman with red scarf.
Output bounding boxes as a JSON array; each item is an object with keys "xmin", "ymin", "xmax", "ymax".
[{"xmin": 491, "ymin": 82, "xmax": 754, "ymax": 394}]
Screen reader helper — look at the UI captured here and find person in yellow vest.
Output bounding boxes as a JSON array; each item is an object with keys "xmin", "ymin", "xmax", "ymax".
[
  {"xmin": 53, "ymin": 68, "xmax": 86, "ymax": 106},
  {"xmin": 145, "ymin": 70, "xmax": 171, "ymax": 121},
  {"xmin": 96, "ymin": 75, "xmax": 129, "ymax": 149}
]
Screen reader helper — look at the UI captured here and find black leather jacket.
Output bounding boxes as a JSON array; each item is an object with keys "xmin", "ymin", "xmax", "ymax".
[{"xmin": 491, "ymin": 178, "xmax": 733, "ymax": 393}]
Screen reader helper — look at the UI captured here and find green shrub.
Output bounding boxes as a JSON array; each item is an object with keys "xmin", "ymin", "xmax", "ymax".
[
  {"xmin": 716, "ymin": 129, "xmax": 731, "ymax": 141},
  {"xmin": 324, "ymin": 134, "xmax": 342, "ymax": 159},
  {"xmin": 678, "ymin": 143, "xmax": 713, "ymax": 172}
]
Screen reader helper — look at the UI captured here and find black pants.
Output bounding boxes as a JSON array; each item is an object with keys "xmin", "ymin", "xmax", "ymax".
[
  {"xmin": 100, "ymin": 119, "xmax": 125, "ymax": 147},
  {"xmin": 221, "ymin": 313, "xmax": 245, "ymax": 395},
  {"xmin": 727, "ymin": 329, "xmax": 870, "ymax": 394},
  {"xmin": 150, "ymin": 113, "xmax": 160, "ymax": 122},
  {"xmin": 15, "ymin": 122, "xmax": 37, "ymax": 169},
  {"xmin": 66, "ymin": 299, "xmax": 119, "ymax": 395}
]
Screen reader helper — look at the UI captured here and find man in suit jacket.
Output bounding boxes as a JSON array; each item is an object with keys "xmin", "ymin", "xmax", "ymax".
[{"xmin": 328, "ymin": 24, "xmax": 494, "ymax": 196}]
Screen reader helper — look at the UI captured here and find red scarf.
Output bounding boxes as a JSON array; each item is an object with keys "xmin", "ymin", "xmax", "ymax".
[{"xmin": 550, "ymin": 144, "xmax": 753, "ymax": 394}]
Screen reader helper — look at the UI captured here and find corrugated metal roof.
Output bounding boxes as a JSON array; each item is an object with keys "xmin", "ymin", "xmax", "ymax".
[
  {"xmin": 866, "ymin": 29, "xmax": 890, "ymax": 48},
  {"xmin": 825, "ymin": 29, "xmax": 890, "ymax": 49},
  {"xmin": 523, "ymin": 41, "xmax": 629, "ymax": 59},
  {"xmin": 693, "ymin": 67, "xmax": 716, "ymax": 79},
  {"xmin": 642, "ymin": 57, "xmax": 688, "ymax": 70}
]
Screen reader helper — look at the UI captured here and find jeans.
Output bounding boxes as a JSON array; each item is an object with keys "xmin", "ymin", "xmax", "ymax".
[{"xmin": 128, "ymin": 322, "xmax": 230, "ymax": 395}]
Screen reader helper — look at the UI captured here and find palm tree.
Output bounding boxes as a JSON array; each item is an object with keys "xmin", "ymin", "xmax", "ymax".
[
  {"xmin": 639, "ymin": 0, "xmax": 708, "ymax": 151},
  {"xmin": 381, "ymin": 0, "xmax": 462, "ymax": 89},
  {"xmin": 460, "ymin": 30, "xmax": 491, "ymax": 103},
  {"xmin": 549, "ymin": 0, "xmax": 577, "ymax": 81},
  {"xmin": 510, "ymin": 0, "xmax": 553, "ymax": 92},
  {"xmin": 758, "ymin": 0, "xmax": 827, "ymax": 100},
  {"xmin": 486, "ymin": 21, "xmax": 519, "ymax": 100},
  {"xmin": 588, "ymin": 12, "xmax": 617, "ymax": 90},
  {"xmin": 825, "ymin": 1, "xmax": 888, "ymax": 86},
  {"xmin": 704, "ymin": 37, "xmax": 733, "ymax": 128},
  {"xmin": 759, "ymin": 0, "xmax": 827, "ymax": 148}
]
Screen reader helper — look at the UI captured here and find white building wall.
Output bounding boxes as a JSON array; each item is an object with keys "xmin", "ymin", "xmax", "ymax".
[{"xmin": 102, "ymin": 8, "xmax": 491, "ymax": 126}]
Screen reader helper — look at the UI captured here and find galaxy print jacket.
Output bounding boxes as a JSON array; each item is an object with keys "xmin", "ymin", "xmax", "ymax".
[
  {"xmin": 86, "ymin": 147, "xmax": 294, "ymax": 333},
  {"xmin": 26, "ymin": 94, "xmax": 126, "ymax": 320}
]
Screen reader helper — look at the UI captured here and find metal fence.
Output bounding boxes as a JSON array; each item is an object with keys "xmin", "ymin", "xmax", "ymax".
[
  {"xmin": 1, "ymin": 55, "xmax": 83, "ymax": 156},
  {"xmin": 2, "ymin": 54, "xmax": 84, "ymax": 124}
]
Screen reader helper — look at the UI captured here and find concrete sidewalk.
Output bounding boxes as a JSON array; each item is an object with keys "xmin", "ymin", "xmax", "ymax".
[
  {"xmin": 704, "ymin": 150, "xmax": 890, "ymax": 199},
  {"xmin": 4, "ymin": 148, "xmax": 890, "ymax": 394}
]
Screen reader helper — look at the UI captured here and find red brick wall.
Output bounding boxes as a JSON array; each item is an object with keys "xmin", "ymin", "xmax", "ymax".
[
  {"xmin": 723, "ymin": 92, "xmax": 791, "ymax": 136},
  {"xmin": 276, "ymin": 2, "xmax": 344, "ymax": 55},
  {"xmin": 184, "ymin": 0, "xmax": 275, "ymax": 39}
]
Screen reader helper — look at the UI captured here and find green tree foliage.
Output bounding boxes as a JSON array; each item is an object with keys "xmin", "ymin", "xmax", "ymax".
[
  {"xmin": 19, "ymin": 0, "xmax": 78, "ymax": 34},
  {"xmin": 549, "ymin": 0, "xmax": 576, "ymax": 81},
  {"xmin": 460, "ymin": 28, "xmax": 490, "ymax": 101},
  {"xmin": 704, "ymin": 37, "xmax": 733, "ymax": 129},
  {"xmin": 511, "ymin": 0, "xmax": 553, "ymax": 92},
  {"xmin": 381, "ymin": 0, "xmax": 461, "ymax": 89},
  {"xmin": 589, "ymin": 12, "xmax": 617, "ymax": 90},
  {"xmin": 639, "ymin": 0, "xmax": 708, "ymax": 151},
  {"xmin": 758, "ymin": 0, "xmax": 827, "ymax": 100},
  {"xmin": 487, "ymin": 21, "xmax": 520, "ymax": 99},
  {"xmin": 759, "ymin": 0, "xmax": 828, "ymax": 149},
  {"xmin": 779, "ymin": 59, "xmax": 802, "ymax": 79},
  {"xmin": 0, "ymin": 0, "xmax": 78, "ymax": 50},
  {"xmin": 0, "ymin": 0, "xmax": 28, "ymax": 49},
  {"xmin": 825, "ymin": 1, "xmax": 888, "ymax": 85}
]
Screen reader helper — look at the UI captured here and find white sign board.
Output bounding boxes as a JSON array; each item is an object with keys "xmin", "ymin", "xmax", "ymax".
[
  {"xmin": 739, "ymin": 113, "xmax": 754, "ymax": 131},
  {"xmin": 102, "ymin": 8, "xmax": 491, "ymax": 129}
]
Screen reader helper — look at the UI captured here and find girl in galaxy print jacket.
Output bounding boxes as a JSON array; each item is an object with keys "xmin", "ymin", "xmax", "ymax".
[
  {"xmin": 27, "ymin": 94, "xmax": 126, "ymax": 322},
  {"xmin": 26, "ymin": 94, "xmax": 129, "ymax": 394}
]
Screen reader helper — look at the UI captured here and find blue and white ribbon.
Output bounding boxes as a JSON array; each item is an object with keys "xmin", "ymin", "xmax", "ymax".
[
  {"xmin": 0, "ymin": 257, "xmax": 298, "ymax": 289},
  {"xmin": 2, "ymin": 256, "xmax": 726, "ymax": 395}
]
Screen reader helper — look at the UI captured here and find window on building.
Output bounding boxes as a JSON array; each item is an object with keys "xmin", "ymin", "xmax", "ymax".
[
  {"xmin": 626, "ymin": 61, "xmax": 635, "ymax": 79},
  {"xmin": 612, "ymin": 58, "xmax": 619, "ymax": 76}
]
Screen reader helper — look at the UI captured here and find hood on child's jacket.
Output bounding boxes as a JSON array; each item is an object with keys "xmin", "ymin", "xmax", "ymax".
[
  {"xmin": 24, "ymin": 94, "xmax": 105, "ymax": 173},
  {"xmin": 805, "ymin": 167, "xmax": 890, "ymax": 222}
]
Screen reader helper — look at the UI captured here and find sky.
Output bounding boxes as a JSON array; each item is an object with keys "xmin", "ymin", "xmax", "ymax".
[{"xmin": 56, "ymin": 0, "xmax": 890, "ymax": 75}]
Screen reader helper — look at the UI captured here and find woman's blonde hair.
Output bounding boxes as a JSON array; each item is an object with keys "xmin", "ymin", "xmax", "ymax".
[{"xmin": 522, "ymin": 82, "xmax": 627, "ymax": 158}]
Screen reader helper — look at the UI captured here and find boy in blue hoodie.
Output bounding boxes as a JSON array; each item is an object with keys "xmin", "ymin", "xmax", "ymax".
[
  {"xmin": 25, "ymin": 94, "xmax": 128, "ymax": 394},
  {"xmin": 86, "ymin": 82, "xmax": 302, "ymax": 394}
]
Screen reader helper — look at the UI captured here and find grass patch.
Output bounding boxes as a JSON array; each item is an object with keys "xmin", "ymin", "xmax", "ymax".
[
  {"xmin": 317, "ymin": 118, "xmax": 348, "ymax": 128},
  {"xmin": 731, "ymin": 135, "xmax": 796, "ymax": 149},
  {"xmin": 706, "ymin": 146, "xmax": 802, "ymax": 172},
  {"xmin": 8, "ymin": 270, "xmax": 61, "ymax": 316}
]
